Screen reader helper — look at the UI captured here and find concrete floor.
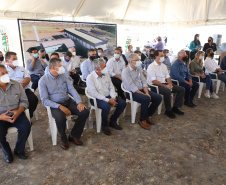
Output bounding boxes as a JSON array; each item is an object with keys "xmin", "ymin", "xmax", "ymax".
[{"xmin": 1, "ymin": 88, "xmax": 226, "ymax": 185}]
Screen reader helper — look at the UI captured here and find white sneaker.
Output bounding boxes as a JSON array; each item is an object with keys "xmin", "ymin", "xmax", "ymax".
[
  {"xmin": 204, "ymin": 92, "xmax": 210, "ymax": 98},
  {"xmin": 210, "ymin": 93, "xmax": 219, "ymax": 99}
]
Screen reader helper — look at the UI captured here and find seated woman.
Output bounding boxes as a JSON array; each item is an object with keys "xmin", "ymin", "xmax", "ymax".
[{"xmin": 189, "ymin": 51, "xmax": 219, "ymax": 99}]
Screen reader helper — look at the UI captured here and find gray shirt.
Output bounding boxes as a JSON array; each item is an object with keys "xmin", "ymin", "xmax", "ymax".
[
  {"xmin": 122, "ymin": 65, "xmax": 147, "ymax": 93},
  {"xmin": 26, "ymin": 58, "xmax": 47, "ymax": 76},
  {"xmin": 0, "ymin": 80, "xmax": 28, "ymax": 115}
]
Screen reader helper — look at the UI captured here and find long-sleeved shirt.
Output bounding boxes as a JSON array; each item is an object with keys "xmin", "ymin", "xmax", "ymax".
[
  {"xmin": 189, "ymin": 58, "xmax": 204, "ymax": 75},
  {"xmin": 86, "ymin": 71, "xmax": 116, "ymax": 102},
  {"xmin": 203, "ymin": 42, "xmax": 217, "ymax": 53},
  {"xmin": 204, "ymin": 57, "xmax": 219, "ymax": 74},
  {"xmin": 72, "ymin": 55, "xmax": 81, "ymax": 68},
  {"xmin": 45, "ymin": 65, "xmax": 70, "ymax": 78},
  {"xmin": 38, "ymin": 70, "xmax": 82, "ymax": 109},
  {"xmin": 0, "ymin": 80, "xmax": 28, "ymax": 115},
  {"xmin": 170, "ymin": 59, "xmax": 191, "ymax": 82},
  {"xmin": 125, "ymin": 51, "xmax": 133, "ymax": 61},
  {"xmin": 143, "ymin": 57, "xmax": 154, "ymax": 70},
  {"xmin": 122, "ymin": 65, "xmax": 147, "ymax": 92},
  {"xmin": 189, "ymin": 41, "xmax": 201, "ymax": 52},
  {"xmin": 80, "ymin": 58, "xmax": 94, "ymax": 80},
  {"xmin": 60, "ymin": 57, "xmax": 76, "ymax": 72},
  {"xmin": 6, "ymin": 65, "xmax": 31, "ymax": 89},
  {"xmin": 26, "ymin": 58, "xmax": 47, "ymax": 76},
  {"xmin": 153, "ymin": 41, "xmax": 165, "ymax": 50},
  {"xmin": 147, "ymin": 61, "xmax": 170, "ymax": 84},
  {"xmin": 106, "ymin": 57, "xmax": 125, "ymax": 77},
  {"xmin": 162, "ymin": 56, "xmax": 171, "ymax": 70},
  {"xmin": 220, "ymin": 55, "xmax": 226, "ymax": 70}
]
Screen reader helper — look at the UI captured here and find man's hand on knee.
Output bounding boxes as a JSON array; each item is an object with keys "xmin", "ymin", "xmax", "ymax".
[
  {"xmin": 59, "ymin": 105, "xmax": 71, "ymax": 116},
  {"xmin": 77, "ymin": 103, "xmax": 87, "ymax": 112}
]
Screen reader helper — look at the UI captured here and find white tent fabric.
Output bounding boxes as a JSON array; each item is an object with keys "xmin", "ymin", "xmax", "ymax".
[{"xmin": 0, "ymin": 0, "xmax": 226, "ymax": 25}]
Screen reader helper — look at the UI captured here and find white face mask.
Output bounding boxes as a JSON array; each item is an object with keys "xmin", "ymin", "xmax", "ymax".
[
  {"xmin": 101, "ymin": 67, "xmax": 108, "ymax": 75},
  {"xmin": 199, "ymin": 55, "xmax": 204, "ymax": 60},
  {"xmin": 98, "ymin": 52, "xmax": 102, "ymax": 57},
  {"xmin": 114, "ymin": 54, "xmax": 120, "ymax": 59},
  {"xmin": 72, "ymin": 52, "xmax": 76, "ymax": 56},
  {"xmin": 0, "ymin": 74, "xmax": 10, "ymax": 83},
  {"xmin": 12, "ymin": 60, "xmax": 19, "ymax": 67},
  {"xmin": 159, "ymin": 57, "xmax": 164, "ymax": 63},
  {"xmin": 134, "ymin": 61, "xmax": 142, "ymax": 68},
  {"xmin": 166, "ymin": 53, "xmax": 170, "ymax": 57},
  {"xmin": 56, "ymin": 66, "xmax": 65, "ymax": 75}
]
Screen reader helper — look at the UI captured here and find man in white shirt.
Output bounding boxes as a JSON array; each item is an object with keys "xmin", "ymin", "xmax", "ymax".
[
  {"xmin": 125, "ymin": 45, "xmax": 133, "ymax": 61},
  {"xmin": 39, "ymin": 49, "xmax": 49, "ymax": 65},
  {"xmin": 116, "ymin": 46, "xmax": 128, "ymax": 65},
  {"xmin": 204, "ymin": 48, "xmax": 226, "ymax": 85},
  {"xmin": 86, "ymin": 59, "xmax": 126, "ymax": 136},
  {"xmin": 147, "ymin": 50, "xmax": 185, "ymax": 119},
  {"xmin": 106, "ymin": 48, "xmax": 126, "ymax": 100},
  {"xmin": 97, "ymin": 48, "xmax": 108, "ymax": 63},
  {"xmin": 70, "ymin": 48, "xmax": 81, "ymax": 68}
]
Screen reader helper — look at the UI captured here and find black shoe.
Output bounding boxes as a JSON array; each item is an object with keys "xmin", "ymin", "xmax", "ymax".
[
  {"xmin": 109, "ymin": 121, "xmax": 122, "ymax": 130},
  {"xmin": 102, "ymin": 127, "xmax": 111, "ymax": 136},
  {"xmin": 165, "ymin": 111, "xmax": 176, "ymax": 119},
  {"xmin": 14, "ymin": 150, "xmax": 28, "ymax": 159},
  {"xmin": 4, "ymin": 155, "xmax": 13, "ymax": 163},
  {"xmin": 172, "ymin": 107, "xmax": 184, "ymax": 115},
  {"xmin": 184, "ymin": 102, "xmax": 194, "ymax": 107},
  {"xmin": 190, "ymin": 102, "xmax": 197, "ymax": 107}
]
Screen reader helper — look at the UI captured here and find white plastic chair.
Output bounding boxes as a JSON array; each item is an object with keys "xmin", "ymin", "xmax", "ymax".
[
  {"xmin": 45, "ymin": 106, "xmax": 71, "ymax": 145},
  {"xmin": 7, "ymin": 109, "xmax": 34, "ymax": 151},
  {"xmin": 147, "ymin": 81, "xmax": 173, "ymax": 115},
  {"xmin": 121, "ymin": 83, "xmax": 141, "ymax": 124},
  {"xmin": 210, "ymin": 73, "xmax": 221, "ymax": 94},
  {"xmin": 191, "ymin": 75, "xmax": 204, "ymax": 98}
]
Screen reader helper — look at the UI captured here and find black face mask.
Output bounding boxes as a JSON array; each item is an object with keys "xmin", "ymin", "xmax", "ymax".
[
  {"xmin": 89, "ymin": 56, "xmax": 96, "ymax": 61},
  {"xmin": 210, "ymin": 53, "xmax": 214, "ymax": 58},
  {"xmin": 208, "ymin": 40, "xmax": 211, "ymax": 43},
  {"xmin": 0, "ymin": 56, "xmax": 4, "ymax": 61},
  {"xmin": 158, "ymin": 39, "xmax": 161, "ymax": 42},
  {"xmin": 42, "ymin": 56, "xmax": 46, "ymax": 59},
  {"xmin": 150, "ymin": 54, "xmax": 154, "ymax": 58},
  {"xmin": 182, "ymin": 56, "xmax": 187, "ymax": 61}
]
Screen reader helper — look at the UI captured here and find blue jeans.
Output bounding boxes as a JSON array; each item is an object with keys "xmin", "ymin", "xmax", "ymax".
[
  {"xmin": 30, "ymin": 74, "xmax": 41, "ymax": 91},
  {"xmin": 90, "ymin": 97, "xmax": 126, "ymax": 127},
  {"xmin": 199, "ymin": 75, "xmax": 213, "ymax": 93},
  {"xmin": 127, "ymin": 90, "xmax": 162, "ymax": 121},
  {"xmin": 179, "ymin": 80, "xmax": 199, "ymax": 104},
  {"xmin": 0, "ymin": 112, "xmax": 31, "ymax": 155}
]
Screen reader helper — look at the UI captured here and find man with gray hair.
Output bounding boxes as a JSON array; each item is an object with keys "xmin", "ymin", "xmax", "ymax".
[
  {"xmin": 39, "ymin": 58, "xmax": 89, "ymax": 150},
  {"xmin": 170, "ymin": 50, "xmax": 199, "ymax": 107},
  {"xmin": 86, "ymin": 59, "xmax": 126, "ymax": 136},
  {"xmin": 122, "ymin": 53, "xmax": 162, "ymax": 130}
]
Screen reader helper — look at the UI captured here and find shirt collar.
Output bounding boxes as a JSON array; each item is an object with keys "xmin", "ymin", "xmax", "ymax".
[
  {"xmin": 154, "ymin": 60, "xmax": 160, "ymax": 66},
  {"xmin": 47, "ymin": 69, "xmax": 58, "ymax": 79},
  {"xmin": 129, "ymin": 64, "xmax": 137, "ymax": 71},
  {"xmin": 94, "ymin": 71, "xmax": 103, "ymax": 79},
  {"xmin": 6, "ymin": 65, "xmax": 16, "ymax": 70}
]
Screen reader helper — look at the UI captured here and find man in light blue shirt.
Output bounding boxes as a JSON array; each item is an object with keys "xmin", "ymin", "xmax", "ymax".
[
  {"xmin": 163, "ymin": 49, "xmax": 171, "ymax": 70},
  {"xmin": 5, "ymin": 51, "xmax": 38, "ymax": 118},
  {"xmin": 38, "ymin": 58, "xmax": 89, "ymax": 150},
  {"xmin": 80, "ymin": 49, "xmax": 96, "ymax": 81},
  {"xmin": 26, "ymin": 47, "xmax": 47, "ymax": 91},
  {"xmin": 122, "ymin": 53, "xmax": 162, "ymax": 130},
  {"xmin": 153, "ymin": 36, "xmax": 165, "ymax": 50}
]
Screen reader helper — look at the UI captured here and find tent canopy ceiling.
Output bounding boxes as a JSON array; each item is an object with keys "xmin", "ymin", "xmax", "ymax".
[{"xmin": 0, "ymin": 0, "xmax": 226, "ymax": 25}]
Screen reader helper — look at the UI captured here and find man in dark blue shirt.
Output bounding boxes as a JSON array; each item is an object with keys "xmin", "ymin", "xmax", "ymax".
[{"xmin": 220, "ymin": 55, "xmax": 226, "ymax": 70}]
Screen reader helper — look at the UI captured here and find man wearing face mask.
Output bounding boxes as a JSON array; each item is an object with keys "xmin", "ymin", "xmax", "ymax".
[
  {"xmin": 122, "ymin": 53, "xmax": 162, "ymax": 130},
  {"xmin": 5, "ymin": 52, "xmax": 38, "ymax": 119},
  {"xmin": 143, "ymin": 49, "xmax": 155, "ymax": 70},
  {"xmin": 147, "ymin": 50, "xmax": 185, "ymax": 119},
  {"xmin": 39, "ymin": 58, "xmax": 89, "ymax": 150},
  {"xmin": 170, "ymin": 50, "xmax": 199, "ymax": 107},
  {"xmin": 125, "ymin": 45, "xmax": 133, "ymax": 61},
  {"xmin": 116, "ymin": 46, "xmax": 128, "ymax": 66},
  {"xmin": 80, "ymin": 49, "xmax": 97, "ymax": 81},
  {"xmin": 0, "ymin": 51, "xmax": 5, "ymax": 65},
  {"xmin": 204, "ymin": 48, "xmax": 226, "ymax": 86},
  {"xmin": 26, "ymin": 47, "xmax": 48, "ymax": 91},
  {"xmin": 0, "ymin": 64, "xmax": 30, "ymax": 163},
  {"xmin": 69, "ymin": 48, "xmax": 81, "ymax": 71},
  {"xmin": 106, "ymin": 48, "xmax": 126, "ymax": 100},
  {"xmin": 97, "ymin": 48, "xmax": 108, "ymax": 63},
  {"xmin": 163, "ymin": 49, "xmax": 171, "ymax": 70},
  {"xmin": 153, "ymin": 36, "xmax": 165, "ymax": 50},
  {"xmin": 39, "ymin": 49, "xmax": 49, "ymax": 65},
  {"xmin": 86, "ymin": 59, "xmax": 126, "ymax": 135}
]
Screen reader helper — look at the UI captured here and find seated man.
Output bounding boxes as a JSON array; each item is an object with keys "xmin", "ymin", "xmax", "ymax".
[
  {"xmin": 0, "ymin": 51, "xmax": 5, "ymax": 65},
  {"xmin": 86, "ymin": 59, "xmax": 126, "ymax": 136},
  {"xmin": 117, "ymin": 46, "xmax": 128, "ymax": 65},
  {"xmin": 80, "ymin": 49, "xmax": 97, "ymax": 81},
  {"xmin": 0, "ymin": 64, "xmax": 30, "ymax": 163},
  {"xmin": 122, "ymin": 53, "xmax": 162, "ymax": 130},
  {"xmin": 147, "ymin": 50, "xmax": 185, "ymax": 119},
  {"xmin": 170, "ymin": 50, "xmax": 199, "ymax": 107},
  {"xmin": 5, "ymin": 51, "xmax": 38, "ymax": 118},
  {"xmin": 204, "ymin": 48, "xmax": 226, "ymax": 86},
  {"xmin": 220, "ymin": 55, "xmax": 226, "ymax": 70},
  {"xmin": 106, "ymin": 48, "xmax": 126, "ymax": 100},
  {"xmin": 38, "ymin": 58, "xmax": 89, "ymax": 150},
  {"xmin": 39, "ymin": 49, "xmax": 49, "ymax": 65},
  {"xmin": 26, "ymin": 47, "xmax": 47, "ymax": 91},
  {"xmin": 163, "ymin": 49, "xmax": 171, "ymax": 70},
  {"xmin": 143, "ymin": 49, "xmax": 155, "ymax": 70},
  {"xmin": 125, "ymin": 45, "xmax": 133, "ymax": 61},
  {"xmin": 97, "ymin": 48, "xmax": 108, "ymax": 62}
]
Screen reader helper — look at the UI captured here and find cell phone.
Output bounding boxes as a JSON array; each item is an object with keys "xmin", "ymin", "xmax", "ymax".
[{"xmin": 6, "ymin": 112, "xmax": 14, "ymax": 117}]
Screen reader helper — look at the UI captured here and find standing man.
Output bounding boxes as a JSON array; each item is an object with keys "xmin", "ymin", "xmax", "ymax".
[
  {"xmin": 97, "ymin": 48, "xmax": 108, "ymax": 62},
  {"xmin": 106, "ymin": 48, "xmax": 126, "ymax": 100},
  {"xmin": 153, "ymin": 36, "xmax": 165, "ymax": 50},
  {"xmin": 170, "ymin": 50, "xmax": 199, "ymax": 107},
  {"xmin": 39, "ymin": 58, "xmax": 89, "ymax": 150},
  {"xmin": 125, "ymin": 45, "xmax": 133, "ymax": 61},
  {"xmin": 0, "ymin": 64, "xmax": 30, "ymax": 163},
  {"xmin": 147, "ymin": 50, "xmax": 185, "ymax": 119},
  {"xmin": 26, "ymin": 47, "xmax": 47, "ymax": 91},
  {"xmin": 5, "ymin": 51, "xmax": 38, "ymax": 119}
]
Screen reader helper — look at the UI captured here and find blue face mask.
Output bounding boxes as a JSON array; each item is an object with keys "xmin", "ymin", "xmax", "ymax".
[
  {"xmin": 33, "ymin": 54, "xmax": 39, "ymax": 58},
  {"xmin": 65, "ymin": 57, "xmax": 70, "ymax": 62}
]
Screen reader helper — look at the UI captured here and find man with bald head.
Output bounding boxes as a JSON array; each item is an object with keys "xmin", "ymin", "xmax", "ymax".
[{"xmin": 153, "ymin": 36, "xmax": 165, "ymax": 50}]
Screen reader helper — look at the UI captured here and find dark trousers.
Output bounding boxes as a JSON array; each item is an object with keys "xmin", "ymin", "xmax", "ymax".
[
  {"xmin": 0, "ymin": 112, "xmax": 31, "ymax": 156},
  {"xmin": 50, "ymin": 98, "xmax": 89, "ymax": 142},
  {"xmin": 70, "ymin": 73, "xmax": 80, "ymax": 86},
  {"xmin": 153, "ymin": 84, "xmax": 185, "ymax": 111},
  {"xmin": 25, "ymin": 89, "xmax": 38, "ymax": 118},
  {"xmin": 179, "ymin": 80, "xmax": 199, "ymax": 104},
  {"xmin": 218, "ymin": 73, "xmax": 226, "ymax": 85},
  {"xmin": 90, "ymin": 97, "xmax": 126, "ymax": 127},
  {"xmin": 111, "ymin": 77, "xmax": 126, "ymax": 100},
  {"xmin": 127, "ymin": 90, "xmax": 162, "ymax": 121},
  {"xmin": 30, "ymin": 74, "xmax": 41, "ymax": 91},
  {"xmin": 198, "ymin": 75, "xmax": 213, "ymax": 93}
]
